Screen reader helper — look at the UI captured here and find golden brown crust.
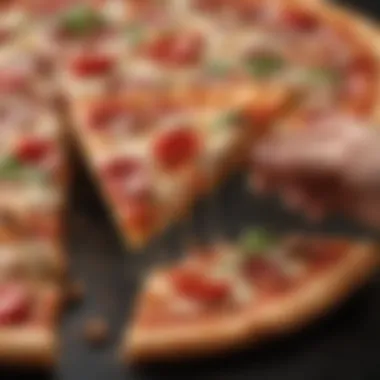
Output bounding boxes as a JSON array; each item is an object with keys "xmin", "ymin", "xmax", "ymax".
[
  {"xmin": 0, "ymin": 328, "xmax": 58, "ymax": 367},
  {"xmin": 123, "ymin": 243, "xmax": 379, "ymax": 363}
]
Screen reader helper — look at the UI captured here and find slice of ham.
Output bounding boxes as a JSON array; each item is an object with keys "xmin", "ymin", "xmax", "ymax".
[
  {"xmin": 0, "ymin": 283, "xmax": 31, "ymax": 325},
  {"xmin": 87, "ymin": 101, "xmax": 150, "ymax": 134},
  {"xmin": 101, "ymin": 157, "xmax": 143, "ymax": 183},
  {"xmin": 170, "ymin": 268, "xmax": 230, "ymax": 303},
  {"xmin": 144, "ymin": 31, "xmax": 204, "ymax": 67},
  {"xmin": 243, "ymin": 257, "xmax": 291, "ymax": 293}
]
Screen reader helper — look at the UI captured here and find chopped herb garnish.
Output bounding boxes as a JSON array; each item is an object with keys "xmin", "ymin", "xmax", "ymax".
[
  {"xmin": 125, "ymin": 23, "xmax": 145, "ymax": 46},
  {"xmin": 245, "ymin": 55, "xmax": 285, "ymax": 78},
  {"xmin": 59, "ymin": 5, "xmax": 106, "ymax": 37},
  {"xmin": 239, "ymin": 228, "xmax": 277, "ymax": 255},
  {"xmin": 0, "ymin": 157, "xmax": 46, "ymax": 183},
  {"xmin": 213, "ymin": 111, "xmax": 246, "ymax": 129},
  {"xmin": 305, "ymin": 67, "xmax": 341, "ymax": 86}
]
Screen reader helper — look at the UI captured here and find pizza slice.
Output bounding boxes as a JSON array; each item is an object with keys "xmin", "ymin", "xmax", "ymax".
[
  {"xmin": 122, "ymin": 228, "xmax": 379, "ymax": 363},
  {"xmin": 0, "ymin": 239, "xmax": 65, "ymax": 367},
  {"xmin": 70, "ymin": 84, "xmax": 291, "ymax": 247}
]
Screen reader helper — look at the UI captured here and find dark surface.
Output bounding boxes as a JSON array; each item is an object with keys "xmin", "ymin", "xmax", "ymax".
[{"xmin": 3, "ymin": 0, "xmax": 380, "ymax": 379}]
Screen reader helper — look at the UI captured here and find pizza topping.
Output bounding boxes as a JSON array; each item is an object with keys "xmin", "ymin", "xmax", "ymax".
[
  {"xmin": 58, "ymin": 4, "xmax": 106, "ymax": 38},
  {"xmin": 153, "ymin": 127, "xmax": 200, "ymax": 171},
  {"xmin": 243, "ymin": 256, "xmax": 290, "ymax": 292},
  {"xmin": 170, "ymin": 268, "xmax": 231, "ymax": 303},
  {"xmin": 280, "ymin": 8, "xmax": 320, "ymax": 33},
  {"xmin": 0, "ymin": 282, "xmax": 31, "ymax": 325},
  {"xmin": 15, "ymin": 138, "xmax": 53, "ymax": 165},
  {"xmin": 125, "ymin": 23, "xmax": 145, "ymax": 46},
  {"xmin": 0, "ymin": 157, "xmax": 46, "ymax": 182},
  {"xmin": 69, "ymin": 54, "xmax": 115, "ymax": 77},
  {"xmin": 87, "ymin": 101, "xmax": 152, "ymax": 135},
  {"xmin": 239, "ymin": 228, "xmax": 277, "ymax": 256},
  {"xmin": 244, "ymin": 52, "xmax": 285, "ymax": 79},
  {"xmin": 145, "ymin": 31, "xmax": 205, "ymax": 67},
  {"xmin": 101, "ymin": 157, "xmax": 142, "ymax": 182}
]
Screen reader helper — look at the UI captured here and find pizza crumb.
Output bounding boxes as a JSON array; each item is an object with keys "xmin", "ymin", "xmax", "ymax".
[
  {"xmin": 66, "ymin": 280, "xmax": 86, "ymax": 306},
  {"xmin": 84, "ymin": 318, "xmax": 109, "ymax": 347}
]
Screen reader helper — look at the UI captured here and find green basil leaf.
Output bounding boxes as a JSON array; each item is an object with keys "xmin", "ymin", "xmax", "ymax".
[
  {"xmin": 125, "ymin": 24, "xmax": 145, "ymax": 46},
  {"xmin": 239, "ymin": 228, "xmax": 277, "ymax": 255},
  {"xmin": 245, "ymin": 56, "xmax": 285, "ymax": 78},
  {"xmin": 214, "ymin": 111, "xmax": 246, "ymax": 129},
  {"xmin": 60, "ymin": 5, "xmax": 105, "ymax": 37},
  {"xmin": 0, "ymin": 157, "xmax": 46, "ymax": 183}
]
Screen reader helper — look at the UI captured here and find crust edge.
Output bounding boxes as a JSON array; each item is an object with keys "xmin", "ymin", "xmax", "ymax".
[{"xmin": 122, "ymin": 242, "xmax": 379, "ymax": 363}]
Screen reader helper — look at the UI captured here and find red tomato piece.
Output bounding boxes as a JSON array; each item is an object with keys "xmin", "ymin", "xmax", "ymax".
[
  {"xmin": 101, "ymin": 157, "xmax": 142, "ymax": 182},
  {"xmin": 244, "ymin": 257, "xmax": 290, "ymax": 293},
  {"xmin": 0, "ymin": 283, "xmax": 31, "ymax": 325},
  {"xmin": 70, "ymin": 54, "xmax": 115, "ymax": 77},
  {"xmin": 281, "ymin": 8, "xmax": 320, "ymax": 32},
  {"xmin": 16, "ymin": 139, "xmax": 52, "ymax": 164},
  {"xmin": 146, "ymin": 32, "xmax": 204, "ymax": 66},
  {"xmin": 153, "ymin": 127, "xmax": 200, "ymax": 171},
  {"xmin": 171, "ymin": 269, "xmax": 230, "ymax": 303}
]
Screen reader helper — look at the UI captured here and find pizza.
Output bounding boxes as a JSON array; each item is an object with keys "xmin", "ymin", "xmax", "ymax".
[
  {"xmin": 123, "ymin": 229, "xmax": 379, "ymax": 362},
  {"xmin": 70, "ymin": 85, "xmax": 290, "ymax": 246},
  {"xmin": 0, "ymin": 0, "xmax": 378, "ymax": 369},
  {"xmin": 0, "ymin": 239, "xmax": 65, "ymax": 366}
]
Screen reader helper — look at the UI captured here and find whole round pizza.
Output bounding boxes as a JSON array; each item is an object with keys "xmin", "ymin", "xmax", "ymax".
[{"xmin": 0, "ymin": 0, "xmax": 379, "ymax": 368}]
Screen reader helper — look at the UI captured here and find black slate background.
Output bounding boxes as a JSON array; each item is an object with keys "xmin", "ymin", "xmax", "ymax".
[{"xmin": 4, "ymin": 0, "xmax": 380, "ymax": 379}]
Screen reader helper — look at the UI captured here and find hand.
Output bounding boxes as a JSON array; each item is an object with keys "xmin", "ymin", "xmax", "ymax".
[{"xmin": 251, "ymin": 115, "xmax": 380, "ymax": 227}]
